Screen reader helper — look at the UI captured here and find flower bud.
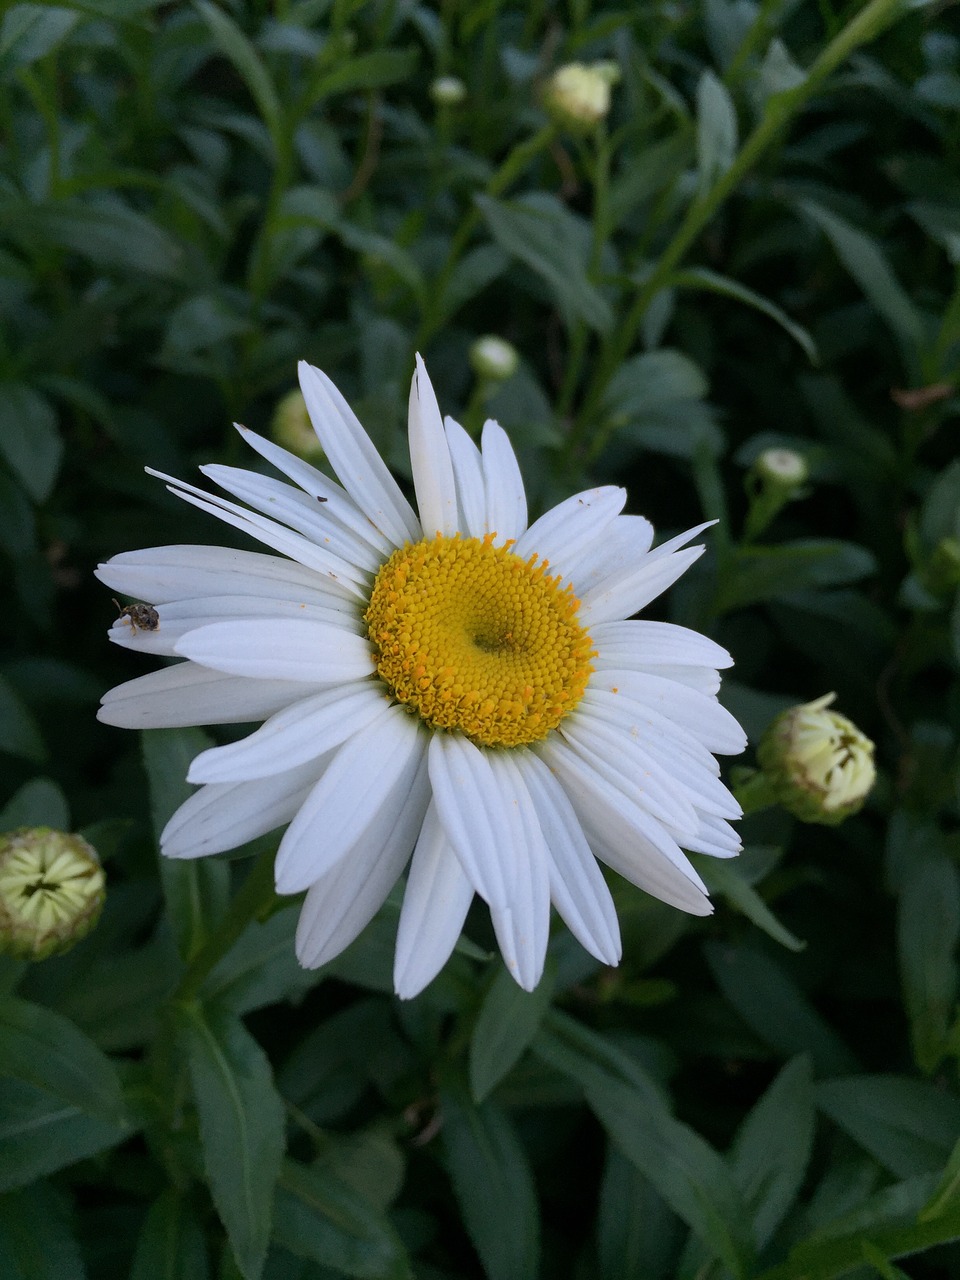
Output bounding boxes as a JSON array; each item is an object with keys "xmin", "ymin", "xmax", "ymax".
[
  {"xmin": 754, "ymin": 448, "xmax": 808, "ymax": 489},
  {"xmin": 270, "ymin": 389, "xmax": 324, "ymax": 462},
  {"xmin": 430, "ymin": 75, "xmax": 467, "ymax": 107},
  {"xmin": 923, "ymin": 536, "xmax": 960, "ymax": 596},
  {"xmin": 543, "ymin": 61, "xmax": 620, "ymax": 132},
  {"xmin": 757, "ymin": 694, "xmax": 876, "ymax": 825},
  {"xmin": 469, "ymin": 335, "xmax": 519, "ymax": 382},
  {"xmin": 0, "ymin": 828, "xmax": 105, "ymax": 960}
]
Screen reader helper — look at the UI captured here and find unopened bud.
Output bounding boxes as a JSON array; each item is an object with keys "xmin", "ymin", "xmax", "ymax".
[
  {"xmin": 924, "ymin": 536, "xmax": 960, "ymax": 595},
  {"xmin": 0, "ymin": 828, "xmax": 105, "ymax": 960},
  {"xmin": 755, "ymin": 448, "xmax": 808, "ymax": 489},
  {"xmin": 430, "ymin": 76, "xmax": 467, "ymax": 107},
  {"xmin": 543, "ymin": 61, "xmax": 620, "ymax": 132},
  {"xmin": 470, "ymin": 335, "xmax": 519, "ymax": 382},
  {"xmin": 757, "ymin": 694, "xmax": 876, "ymax": 825},
  {"xmin": 271, "ymin": 389, "xmax": 324, "ymax": 462}
]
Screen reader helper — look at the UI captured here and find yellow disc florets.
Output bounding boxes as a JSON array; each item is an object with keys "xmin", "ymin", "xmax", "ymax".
[{"xmin": 365, "ymin": 533, "xmax": 594, "ymax": 748}]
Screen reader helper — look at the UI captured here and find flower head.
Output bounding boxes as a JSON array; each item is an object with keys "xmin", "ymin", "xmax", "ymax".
[
  {"xmin": 0, "ymin": 828, "xmax": 105, "ymax": 960},
  {"xmin": 757, "ymin": 693, "xmax": 875, "ymax": 824},
  {"xmin": 544, "ymin": 61, "xmax": 620, "ymax": 132},
  {"xmin": 98, "ymin": 357, "xmax": 745, "ymax": 996}
]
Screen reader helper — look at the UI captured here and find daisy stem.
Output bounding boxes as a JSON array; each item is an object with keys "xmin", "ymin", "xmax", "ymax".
[
  {"xmin": 733, "ymin": 769, "xmax": 781, "ymax": 817},
  {"xmin": 172, "ymin": 847, "xmax": 279, "ymax": 1004}
]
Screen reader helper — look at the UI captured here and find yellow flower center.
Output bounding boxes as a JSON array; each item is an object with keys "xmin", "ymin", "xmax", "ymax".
[{"xmin": 364, "ymin": 533, "xmax": 594, "ymax": 748}]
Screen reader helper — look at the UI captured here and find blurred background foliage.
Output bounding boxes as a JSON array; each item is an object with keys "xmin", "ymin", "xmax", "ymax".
[{"xmin": 2, "ymin": 0, "xmax": 960, "ymax": 1277}]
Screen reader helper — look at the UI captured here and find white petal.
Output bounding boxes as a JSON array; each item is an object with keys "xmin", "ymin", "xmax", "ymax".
[
  {"xmin": 444, "ymin": 416, "xmax": 487, "ymax": 537},
  {"xmin": 295, "ymin": 750, "xmax": 431, "ymax": 969},
  {"xmin": 521, "ymin": 752, "xmax": 621, "ymax": 966},
  {"xmin": 202, "ymin": 464, "xmax": 381, "ymax": 575},
  {"xmin": 681, "ymin": 813, "xmax": 742, "ymax": 858},
  {"xmin": 514, "ymin": 487, "xmax": 627, "ymax": 572},
  {"xmin": 96, "ymin": 545, "xmax": 340, "ymax": 607},
  {"xmin": 394, "ymin": 801, "xmax": 474, "ymax": 999},
  {"xmin": 481, "ymin": 419, "xmax": 527, "ymax": 545},
  {"xmin": 592, "ymin": 620, "xmax": 733, "ymax": 671},
  {"xmin": 579, "ymin": 544, "xmax": 705, "ymax": 627},
  {"xmin": 562, "ymin": 514, "xmax": 655, "ymax": 592},
  {"xmin": 187, "ymin": 683, "xmax": 391, "ymax": 783},
  {"xmin": 581, "ymin": 819, "xmax": 713, "ymax": 917},
  {"xmin": 234, "ymin": 425, "xmax": 395, "ymax": 557},
  {"xmin": 161, "ymin": 757, "xmax": 324, "ymax": 858},
  {"xmin": 587, "ymin": 670, "xmax": 747, "ymax": 755},
  {"xmin": 108, "ymin": 594, "xmax": 362, "ymax": 658},
  {"xmin": 628, "ymin": 666, "xmax": 721, "ymax": 695},
  {"xmin": 146, "ymin": 469, "xmax": 366, "ymax": 600},
  {"xmin": 298, "ymin": 361, "xmax": 421, "ymax": 547},
  {"xmin": 408, "ymin": 354, "xmax": 458, "ymax": 537},
  {"xmin": 98, "ymin": 662, "xmax": 315, "ymax": 728},
  {"xmin": 174, "ymin": 619, "xmax": 375, "ymax": 684},
  {"xmin": 274, "ymin": 708, "xmax": 425, "ymax": 893}
]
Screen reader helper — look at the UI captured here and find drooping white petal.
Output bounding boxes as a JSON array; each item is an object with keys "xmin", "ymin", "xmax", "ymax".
[
  {"xmin": 274, "ymin": 709, "xmax": 425, "ymax": 894},
  {"xmin": 233, "ymin": 425, "xmax": 395, "ymax": 557},
  {"xmin": 108, "ymin": 594, "xmax": 362, "ymax": 658},
  {"xmin": 202, "ymin": 464, "xmax": 381, "ymax": 575},
  {"xmin": 587, "ymin": 670, "xmax": 747, "ymax": 756},
  {"xmin": 174, "ymin": 619, "xmax": 375, "ymax": 684},
  {"xmin": 681, "ymin": 813, "xmax": 742, "ymax": 858},
  {"xmin": 579, "ymin": 544, "xmax": 706, "ymax": 627},
  {"xmin": 562, "ymin": 514, "xmax": 655, "ymax": 593},
  {"xmin": 161, "ymin": 757, "xmax": 325, "ymax": 858},
  {"xmin": 581, "ymin": 819, "xmax": 713, "ymax": 917},
  {"xmin": 187, "ymin": 682, "xmax": 391, "ymax": 783},
  {"xmin": 298, "ymin": 361, "xmax": 420, "ymax": 546},
  {"xmin": 520, "ymin": 752, "xmax": 621, "ymax": 967},
  {"xmin": 394, "ymin": 801, "xmax": 475, "ymax": 999},
  {"xmin": 409, "ymin": 355, "xmax": 458, "ymax": 537},
  {"xmin": 592, "ymin": 620, "xmax": 733, "ymax": 671},
  {"xmin": 481, "ymin": 419, "xmax": 527, "ymax": 544},
  {"xmin": 515, "ymin": 487, "xmax": 627, "ymax": 574},
  {"xmin": 98, "ymin": 662, "xmax": 316, "ymax": 729},
  {"xmin": 444, "ymin": 416, "xmax": 487, "ymax": 537},
  {"xmin": 295, "ymin": 750, "xmax": 431, "ymax": 969},
  {"xmin": 96, "ymin": 545, "xmax": 341, "ymax": 607}
]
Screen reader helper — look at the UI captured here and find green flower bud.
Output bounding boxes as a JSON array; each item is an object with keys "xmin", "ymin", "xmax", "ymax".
[
  {"xmin": 469, "ymin": 335, "xmax": 519, "ymax": 382},
  {"xmin": 0, "ymin": 828, "xmax": 105, "ymax": 960},
  {"xmin": 543, "ymin": 62, "xmax": 620, "ymax": 132},
  {"xmin": 271, "ymin": 389, "xmax": 324, "ymax": 462},
  {"xmin": 754, "ymin": 448, "xmax": 808, "ymax": 489},
  {"xmin": 757, "ymin": 694, "xmax": 876, "ymax": 825},
  {"xmin": 430, "ymin": 75, "xmax": 467, "ymax": 106},
  {"xmin": 924, "ymin": 536, "xmax": 960, "ymax": 595}
]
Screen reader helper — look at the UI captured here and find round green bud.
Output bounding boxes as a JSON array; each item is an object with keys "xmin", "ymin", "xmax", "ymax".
[
  {"xmin": 430, "ymin": 76, "xmax": 467, "ymax": 106},
  {"xmin": 469, "ymin": 335, "xmax": 520, "ymax": 382},
  {"xmin": 924, "ymin": 536, "xmax": 960, "ymax": 594},
  {"xmin": 757, "ymin": 694, "xmax": 876, "ymax": 825},
  {"xmin": 755, "ymin": 448, "xmax": 808, "ymax": 488},
  {"xmin": 0, "ymin": 828, "xmax": 105, "ymax": 960},
  {"xmin": 270, "ymin": 389, "xmax": 324, "ymax": 462},
  {"xmin": 543, "ymin": 62, "xmax": 619, "ymax": 132}
]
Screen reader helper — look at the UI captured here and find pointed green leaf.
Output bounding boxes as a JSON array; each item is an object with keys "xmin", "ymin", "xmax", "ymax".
[
  {"xmin": 816, "ymin": 1076, "xmax": 960, "ymax": 1179},
  {"xmin": 193, "ymin": 0, "xmax": 282, "ymax": 150},
  {"xmin": 469, "ymin": 961, "xmax": 555, "ymax": 1102},
  {"xmin": 0, "ymin": 384, "xmax": 62, "ymax": 504},
  {"xmin": 700, "ymin": 859, "xmax": 805, "ymax": 952},
  {"xmin": 696, "ymin": 70, "xmax": 738, "ymax": 188},
  {"xmin": 130, "ymin": 1189, "xmax": 210, "ymax": 1280},
  {"xmin": 670, "ymin": 267, "xmax": 818, "ymax": 362},
  {"xmin": 0, "ymin": 1182, "xmax": 85, "ymax": 1279},
  {"xmin": 0, "ymin": 5, "xmax": 79, "ymax": 78},
  {"xmin": 0, "ymin": 1079, "xmax": 132, "ymax": 1192}
]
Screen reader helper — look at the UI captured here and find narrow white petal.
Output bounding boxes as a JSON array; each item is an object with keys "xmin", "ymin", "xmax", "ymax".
[
  {"xmin": 681, "ymin": 813, "xmax": 742, "ymax": 858},
  {"xmin": 521, "ymin": 753, "xmax": 621, "ymax": 966},
  {"xmin": 587, "ymin": 670, "xmax": 747, "ymax": 755},
  {"xmin": 514, "ymin": 487, "xmax": 627, "ymax": 571},
  {"xmin": 592, "ymin": 620, "xmax": 733, "ymax": 671},
  {"xmin": 562, "ymin": 514, "xmax": 655, "ymax": 592},
  {"xmin": 275, "ymin": 709, "xmax": 425, "ymax": 893},
  {"xmin": 628, "ymin": 665, "xmax": 721, "ymax": 695},
  {"xmin": 444, "ymin": 415, "xmax": 487, "ymax": 537},
  {"xmin": 174, "ymin": 619, "xmax": 375, "ymax": 684},
  {"xmin": 161, "ymin": 757, "xmax": 324, "ymax": 858},
  {"xmin": 581, "ymin": 819, "xmax": 713, "ymax": 917},
  {"xmin": 202, "ymin": 464, "xmax": 381, "ymax": 575},
  {"xmin": 234, "ymin": 425, "xmax": 395, "ymax": 556},
  {"xmin": 98, "ymin": 663, "xmax": 315, "ymax": 728},
  {"xmin": 295, "ymin": 750, "xmax": 431, "ymax": 969},
  {"xmin": 481, "ymin": 419, "xmax": 527, "ymax": 544},
  {"xmin": 96, "ymin": 545, "xmax": 339, "ymax": 607},
  {"xmin": 146, "ymin": 468, "xmax": 366, "ymax": 600},
  {"xmin": 394, "ymin": 801, "xmax": 474, "ymax": 999},
  {"xmin": 408, "ymin": 355, "xmax": 458, "ymax": 537},
  {"xmin": 187, "ymin": 683, "xmax": 390, "ymax": 783},
  {"xmin": 108, "ymin": 594, "xmax": 362, "ymax": 658},
  {"xmin": 487, "ymin": 752, "xmax": 550, "ymax": 991},
  {"xmin": 298, "ymin": 361, "xmax": 421, "ymax": 546},
  {"xmin": 579, "ymin": 544, "xmax": 705, "ymax": 626}
]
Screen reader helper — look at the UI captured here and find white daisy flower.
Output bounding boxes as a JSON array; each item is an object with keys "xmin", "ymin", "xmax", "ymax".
[{"xmin": 98, "ymin": 357, "xmax": 745, "ymax": 997}]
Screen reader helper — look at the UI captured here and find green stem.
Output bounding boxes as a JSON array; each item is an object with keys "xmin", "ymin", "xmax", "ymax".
[
  {"xmin": 733, "ymin": 769, "xmax": 781, "ymax": 817},
  {"xmin": 172, "ymin": 848, "xmax": 279, "ymax": 1004}
]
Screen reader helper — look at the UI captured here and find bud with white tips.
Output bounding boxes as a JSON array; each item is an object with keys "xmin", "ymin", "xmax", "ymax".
[
  {"xmin": 271, "ymin": 388, "xmax": 324, "ymax": 462},
  {"xmin": 470, "ymin": 335, "xmax": 519, "ymax": 382},
  {"xmin": 0, "ymin": 828, "xmax": 105, "ymax": 960},
  {"xmin": 543, "ymin": 61, "xmax": 620, "ymax": 132}
]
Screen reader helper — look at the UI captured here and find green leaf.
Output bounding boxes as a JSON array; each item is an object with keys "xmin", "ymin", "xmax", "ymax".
[
  {"xmin": 142, "ymin": 728, "xmax": 229, "ymax": 962},
  {"xmin": 816, "ymin": 1076, "xmax": 960, "ymax": 1179},
  {"xmin": 0, "ymin": 384, "xmax": 62, "ymax": 504},
  {"xmin": 597, "ymin": 1150, "xmax": 678, "ymax": 1280},
  {"xmin": 0, "ymin": 675, "xmax": 45, "ymax": 764},
  {"xmin": 700, "ymin": 859, "xmax": 805, "ymax": 952},
  {"xmin": 718, "ymin": 540, "xmax": 876, "ymax": 611},
  {"xmin": 469, "ymin": 961, "xmax": 555, "ymax": 1102},
  {"xmin": 920, "ymin": 1133, "xmax": 960, "ymax": 1221},
  {"xmin": 607, "ymin": 133, "xmax": 694, "ymax": 230},
  {"xmin": 797, "ymin": 199, "xmax": 924, "ymax": 350},
  {"xmin": 176, "ymin": 1002, "xmax": 286, "ymax": 1280},
  {"xmin": 0, "ymin": 1078, "xmax": 132, "ymax": 1192},
  {"xmin": 441, "ymin": 1085, "xmax": 540, "ymax": 1280},
  {"xmin": 193, "ymin": 0, "xmax": 283, "ymax": 150},
  {"xmin": 670, "ymin": 266, "xmax": 819, "ymax": 362},
  {"xmin": 0, "ymin": 996, "xmax": 125, "ymax": 1123},
  {"xmin": 0, "ymin": 1182, "xmax": 85, "ymax": 1279},
  {"xmin": 202, "ymin": 905, "xmax": 321, "ymax": 1014},
  {"xmin": 603, "ymin": 348, "xmax": 708, "ymax": 419},
  {"xmin": 704, "ymin": 944, "xmax": 857, "ymax": 1075},
  {"xmin": 273, "ymin": 1158, "xmax": 412, "ymax": 1280},
  {"xmin": 130, "ymin": 1189, "xmax": 210, "ymax": 1280},
  {"xmin": 312, "ymin": 48, "xmax": 418, "ymax": 98},
  {"xmin": 696, "ymin": 70, "xmax": 738, "ymax": 188},
  {"xmin": 475, "ymin": 193, "xmax": 613, "ymax": 332},
  {"xmin": 0, "ymin": 778, "xmax": 68, "ymax": 830},
  {"xmin": 896, "ymin": 849, "xmax": 960, "ymax": 1073},
  {"xmin": 0, "ymin": 5, "xmax": 79, "ymax": 77},
  {"xmin": 439, "ymin": 244, "xmax": 509, "ymax": 324}
]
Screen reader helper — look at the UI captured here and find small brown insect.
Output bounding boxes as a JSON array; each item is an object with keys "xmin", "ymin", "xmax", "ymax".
[
  {"xmin": 112, "ymin": 599, "xmax": 160, "ymax": 633},
  {"xmin": 316, "ymin": 494, "xmax": 328, "ymax": 502}
]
